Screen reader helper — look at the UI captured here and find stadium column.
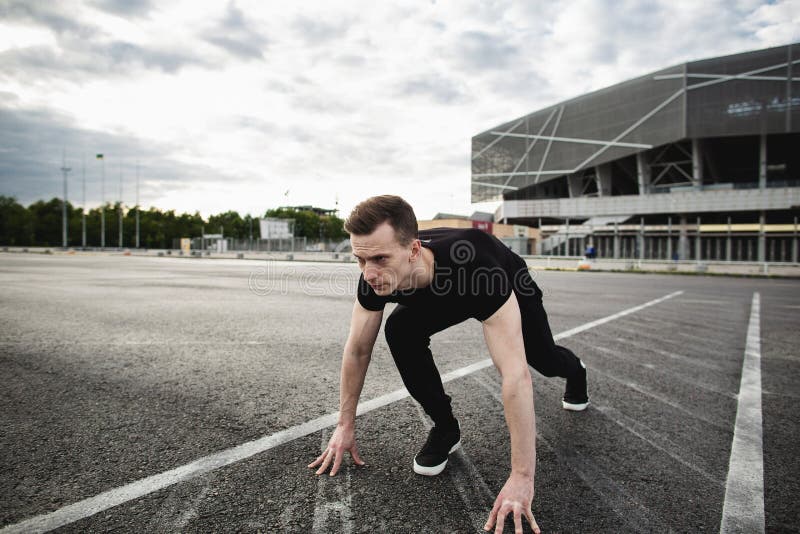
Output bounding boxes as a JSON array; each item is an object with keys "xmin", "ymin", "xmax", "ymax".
[
  {"xmin": 692, "ymin": 138, "xmax": 703, "ymax": 188},
  {"xmin": 758, "ymin": 212, "xmax": 766, "ymax": 262},
  {"xmin": 595, "ymin": 163, "xmax": 612, "ymax": 197},
  {"xmin": 695, "ymin": 216, "xmax": 702, "ymax": 262},
  {"xmin": 567, "ymin": 173, "xmax": 582, "ymax": 198},
  {"xmin": 727, "ymin": 217, "xmax": 733, "ymax": 262},
  {"xmin": 667, "ymin": 217, "xmax": 673, "ymax": 261},
  {"xmin": 678, "ymin": 215, "xmax": 689, "ymax": 260},
  {"xmin": 793, "ymin": 217, "xmax": 798, "ymax": 264},
  {"xmin": 759, "ymin": 134, "xmax": 767, "ymax": 189},
  {"xmin": 636, "ymin": 152, "xmax": 651, "ymax": 195},
  {"xmin": 638, "ymin": 218, "xmax": 645, "ymax": 260}
]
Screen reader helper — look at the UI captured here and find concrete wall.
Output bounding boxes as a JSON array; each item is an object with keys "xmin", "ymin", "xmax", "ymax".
[{"xmin": 500, "ymin": 187, "xmax": 800, "ymax": 219}]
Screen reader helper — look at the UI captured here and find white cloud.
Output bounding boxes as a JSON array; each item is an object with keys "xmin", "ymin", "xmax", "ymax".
[{"xmin": 1, "ymin": 0, "xmax": 798, "ymax": 220}]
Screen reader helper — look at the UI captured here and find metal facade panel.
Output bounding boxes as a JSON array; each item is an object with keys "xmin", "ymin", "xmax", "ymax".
[
  {"xmin": 473, "ymin": 43, "xmax": 800, "ymax": 203},
  {"xmin": 686, "ymin": 44, "xmax": 800, "ymax": 137},
  {"xmin": 472, "ymin": 65, "xmax": 685, "ymax": 202}
]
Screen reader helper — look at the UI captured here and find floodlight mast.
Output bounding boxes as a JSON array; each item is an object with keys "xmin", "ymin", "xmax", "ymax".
[
  {"xmin": 100, "ymin": 155, "xmax": 105, "ymax": 248},
  {"xmin": 135, "ymin": 161, "xmax": 140, "ymax": 249},
  {"xmin": 82, "ymin": 156, "xmax": 86, "ymax": 248},
  {"xmin": 118, "ymin": 160, "xmax": 123, "ymax": 249},
  {"xmin": 60, "ymin": 151, "xmax": 71, "ymax": 248}
]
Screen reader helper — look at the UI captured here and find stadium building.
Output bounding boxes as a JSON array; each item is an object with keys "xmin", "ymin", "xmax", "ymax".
[{"xmin": 471, "ymin": 43, "xmax": 799, "ymax": 262}]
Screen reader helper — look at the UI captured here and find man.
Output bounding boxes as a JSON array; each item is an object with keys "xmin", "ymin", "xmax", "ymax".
[{"xmin": 309, "ymin": 195, "xmax": 588, "ymax": 534}]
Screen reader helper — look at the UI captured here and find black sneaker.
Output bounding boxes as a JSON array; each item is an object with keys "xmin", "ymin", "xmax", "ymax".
[
  {"xmin": 562, "ymin": 360, "xmax": 589, "ymax": 411},
  {"xmin": 413, "ymin": 423, "xmax": 461, "ymax": 476}
]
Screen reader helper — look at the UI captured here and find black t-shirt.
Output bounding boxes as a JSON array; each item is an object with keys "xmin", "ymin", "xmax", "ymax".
[{"xmin": 356, "ymin": 227, "xmax": 540, "ymax": 321}]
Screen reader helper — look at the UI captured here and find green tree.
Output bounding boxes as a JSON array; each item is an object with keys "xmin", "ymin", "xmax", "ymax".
[
  {"xmin": 207, "ymin": 210, "xmax": 246, "ymax": 238},
  {"xmin": 0, "ymin": 196, "xmax": 34, "ymax": 246},
  {"xmin": 27, "ymin": 198, "xmax": 71, "ymax": 246}
]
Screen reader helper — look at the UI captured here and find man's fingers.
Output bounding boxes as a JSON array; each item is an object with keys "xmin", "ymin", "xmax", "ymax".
[
  {"xmin": 525, "ymin": 509, "xmax": 540, "ymax": 534},
  {"xmin": 329, "ymin": 450, "xmax": 343, "ymax": 476},
  {"xmin": 315, "ymin": 449, "xmax": 334, "ymax": 475},
  {"xmin": 484, "ymin": 501, "xmax": 500, "ymax": 531},
  {"xmin": 513, "ymin": 507, "xmax": 523, "ymax": 534},
  {"xmin": 350, "ymin": 446, "xmax": 366, "ymax": 466},
  {"xmin": 494, "ymin": 506, "xmax": 510, "ymax": 534},
  {"xmin": 307, "ymin": 451, "xmax": 326, "ymax": 469}
]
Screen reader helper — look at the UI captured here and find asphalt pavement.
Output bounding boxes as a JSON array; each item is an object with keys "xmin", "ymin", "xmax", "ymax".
[{"xmin": 0, "ymin": 253, "xmax": 798, "ymax": 533}]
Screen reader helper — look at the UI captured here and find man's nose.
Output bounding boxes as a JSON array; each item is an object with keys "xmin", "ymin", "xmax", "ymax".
[{"xmin": 364, "ymin": 267, "xmax": 379, "ymax": 281}]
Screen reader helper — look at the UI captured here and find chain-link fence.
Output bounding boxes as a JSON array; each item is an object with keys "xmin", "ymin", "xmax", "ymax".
[{"xmin": 170, "ymin": 237, "xmax": 351, "ymax": 253}]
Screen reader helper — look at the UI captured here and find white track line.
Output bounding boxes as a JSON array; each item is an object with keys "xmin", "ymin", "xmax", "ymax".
[
  {"xmin": 720, "ymin": 292, "xmax": 764, "ymax": 534},
  {"xmin": 311, "ymin": 431, "xmax": 354, "ymax": 534},
  {"xmin": 0, "ymin": 290, "xmax": 683, "ymax": 534}
]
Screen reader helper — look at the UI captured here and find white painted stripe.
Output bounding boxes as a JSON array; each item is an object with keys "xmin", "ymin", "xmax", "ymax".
[
  {"xmin": 553, "ymin": 291, "xmax": 683, "ymax": 341},
  {"xmin": 720, "ymin": 293, "xmax": 765, "ymax": 534},
  {"xmin": 311, "ymin": 430, "xmax": 354, "ymax": 534},
  {"xmin": 0, "ymin": 290, "xmax": 683, "ymax": 534}
]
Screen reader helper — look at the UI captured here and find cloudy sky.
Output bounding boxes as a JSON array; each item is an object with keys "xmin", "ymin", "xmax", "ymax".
[{"xmin": 1, "ymin": 0, "xmax": 798, "ymax": 220}]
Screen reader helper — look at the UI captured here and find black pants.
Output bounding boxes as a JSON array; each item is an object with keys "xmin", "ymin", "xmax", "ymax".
[{"xmin": 384, "ymin": 293, "xmax": 582, "ymax": 427}]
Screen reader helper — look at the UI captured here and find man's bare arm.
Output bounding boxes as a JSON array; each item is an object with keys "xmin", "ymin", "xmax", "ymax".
[
  {"xmin": 481, "ymin": 292, "xmax": 541, "ymax": 534},
  {"xmin": 309, "ymin": 300, "xmax": 383, "ymax": 476}
]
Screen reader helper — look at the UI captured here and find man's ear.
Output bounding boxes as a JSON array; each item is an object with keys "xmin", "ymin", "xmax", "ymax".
[{"xmin": 409, "ymin": 239, "xmax": 421, "ymax": 262}]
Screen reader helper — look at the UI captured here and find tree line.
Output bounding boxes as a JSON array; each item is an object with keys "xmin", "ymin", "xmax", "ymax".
[{"xmin": 0, "ymin": 196, "xmax": 348, "ymax": 248}]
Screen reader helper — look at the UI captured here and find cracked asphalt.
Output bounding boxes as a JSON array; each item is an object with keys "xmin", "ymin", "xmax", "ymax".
[{"xmin": 1, "ymin": 253, "xmax": 798, "ymax": 533}]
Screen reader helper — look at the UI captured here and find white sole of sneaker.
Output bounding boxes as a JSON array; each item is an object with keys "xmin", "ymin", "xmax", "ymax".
[
  {"xmin": 412, "ymin": 441, "xmax": 462, "ymax": 476},
  {"xmin": 562, "ymin": 400, "xmax": 589, "ymax": 411}
]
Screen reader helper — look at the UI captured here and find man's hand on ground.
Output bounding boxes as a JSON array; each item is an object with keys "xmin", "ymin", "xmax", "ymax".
[
  {"xmin": 307, "ymin": 423, "xmax": 365, "ymax": 476},
  {"xmin": 484, "ymin": 472, "xmax": 540, "ymax": 534}
]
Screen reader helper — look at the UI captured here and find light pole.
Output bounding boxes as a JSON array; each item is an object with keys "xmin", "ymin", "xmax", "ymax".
[
  {"xmin": 98, "ymin": 153, "xmax": 105, "ymax": 248},
  {"xmin": 81, "ymin": 156, "xmax": 86, "ymax": 248},
  {"xmin": 135, "ymin": 161, "xmax": 140, "ymax": 249},
  {"xmin": 60, "ymin": 151, "xmax": 71, "ymax": 248},
  {"xmin": 118, "ymin": 160, "xmax": 123, "ymax": 249}
]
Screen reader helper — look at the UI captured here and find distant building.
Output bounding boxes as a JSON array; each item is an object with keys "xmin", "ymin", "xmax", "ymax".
[
  {"xmin": 418, "ymin": 213, "xmax": 539, "ymax": 255},
  {"xmin": 472, "ymin": 43, "xmax": 799, "ymax": 261}
]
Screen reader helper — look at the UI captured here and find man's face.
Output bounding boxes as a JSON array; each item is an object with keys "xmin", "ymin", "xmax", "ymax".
[{"xmin": 350, "ymin": 221, "xmax": 422, "ymax": 295}]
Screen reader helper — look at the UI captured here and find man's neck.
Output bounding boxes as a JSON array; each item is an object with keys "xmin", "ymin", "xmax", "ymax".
[{"xmin": 416, "ymin": 246, "xmax": 435, "ymax": 288}]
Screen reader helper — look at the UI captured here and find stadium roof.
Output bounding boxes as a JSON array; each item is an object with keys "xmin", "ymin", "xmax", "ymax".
[{"xmin": 471, "ymin": 42, "xmax": 800, "ymax": 203}]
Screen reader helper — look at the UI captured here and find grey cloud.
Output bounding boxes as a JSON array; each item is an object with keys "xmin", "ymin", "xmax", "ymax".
[
  {"xmin": 0, "ymin": 1, "xmax": 97, "ymax": 39},
  {"xmin": 103, "ymin": 41, "xmax": 205, "ymax": 73},
  {"xmin": 90, "ymin": 0, "xmax": 152, "ymax": 17},
  {"xmin": 0, "ymin": 39, "xmax": 208, "ymax": 84},
  {"xmin": 291, "ymin": 93, "xmax": 357, "ymax": 115},
  {"xmin": 489, "ymin": 69, "xmax": 551, "ymax": 99},
  {"xmin": 203, "ymin": 3, "xmax": 268, "ymax": 60},
  {"xmin": 399, "ymin": 74, "xmax": 470, "ymax": 105},
  {"xmin": 292, "ymin": 17, "xmax": 350, "ymax": 45},
  {"xmin": 0, "ymin": 106, "xmax": 232, "ymax": 207},
  {"xmin": 457, "ymin": 30, "xmax": 519, "ymax": 70},
  {"xmin": 236, "ymin": 116, "xmax": 279, "ymax": 134},
  {"xmin": 335, "ymin": 54, "xmax": 366, "ymax": 68}
]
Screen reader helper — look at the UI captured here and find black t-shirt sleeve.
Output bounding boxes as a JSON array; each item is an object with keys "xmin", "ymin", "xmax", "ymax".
[{"xmin": 356, "ymin": 273, "xmax": 387, "ymax": 311}]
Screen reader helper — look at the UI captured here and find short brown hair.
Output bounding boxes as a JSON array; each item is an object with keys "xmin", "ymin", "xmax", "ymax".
[{"xmin": 344, "ymin": 195, "xmax": 418, "ymax": 245}]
